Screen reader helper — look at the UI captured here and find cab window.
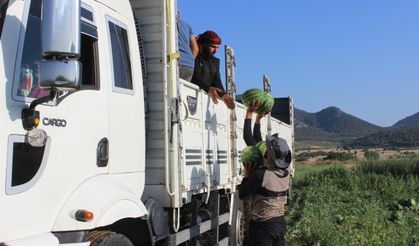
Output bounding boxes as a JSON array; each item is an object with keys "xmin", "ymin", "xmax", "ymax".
[{"xmin": 108, "ymin": 20, "xmax": 133, "ymax": 92}]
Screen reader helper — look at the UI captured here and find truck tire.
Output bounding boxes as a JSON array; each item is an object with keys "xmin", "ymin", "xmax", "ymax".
[
  {"xmin": 88, "ymin": 231, "xmax": 134, "ymax": 246},
  {"xmin": 229, "ymin": 192, "xmax": 245, "ymax": 246}
]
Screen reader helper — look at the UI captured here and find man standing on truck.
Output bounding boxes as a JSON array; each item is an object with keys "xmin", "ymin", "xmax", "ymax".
[
  {"xmin": 239, "ymin": 134, "xmax": 291, "ymax": 246},
  {"xmin": 177, "ymin": 12, "xmax": 198, "ymax": 81},
  {"xmin": 191, "ymin": 30, "xmax": 235, "ymax": 109}
]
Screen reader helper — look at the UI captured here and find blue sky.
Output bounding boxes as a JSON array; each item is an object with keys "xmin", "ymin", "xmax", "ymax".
[{"xmin": 178, "ymin": 1, "xmax": 419, "ymax": 127}]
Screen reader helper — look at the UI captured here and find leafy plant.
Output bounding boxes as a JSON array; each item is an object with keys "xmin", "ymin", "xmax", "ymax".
[
  {"xmin": 286, "ymin": 158, "xmax": 419, "ymax": 245},
  {"xmin": 364, "ymin": 150, "xmax": 380, "ymax": 160},
  {"xmin": 324, "ymin": 151, "xmax": 356, "ymax": 161}
]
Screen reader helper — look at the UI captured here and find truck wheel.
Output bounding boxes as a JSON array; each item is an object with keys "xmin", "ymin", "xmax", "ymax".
[
  {"xmin": 229, "ymin": 192, "xmax": 245, "ymax": 246},
  {"xmin": 88, "ymin": 231, "xmax": 134, "ymax": 246}
]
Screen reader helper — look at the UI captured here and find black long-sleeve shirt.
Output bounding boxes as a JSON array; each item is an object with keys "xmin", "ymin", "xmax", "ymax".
[
  {"xmin": 191, "ymin": 53, "xmax": 226, "ymax": 97},
  {"xmin": 243, "ymin": 118, "xmax": 262, "ymax": 146},
  {"xmin": 239, "ymin": 169, "xmax": 266, "ymax": 200}
]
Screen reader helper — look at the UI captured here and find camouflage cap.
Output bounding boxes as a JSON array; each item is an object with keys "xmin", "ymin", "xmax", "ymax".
[{"xmin": 266, "ymin": 133, "xmax": 291, "ymax": 168}]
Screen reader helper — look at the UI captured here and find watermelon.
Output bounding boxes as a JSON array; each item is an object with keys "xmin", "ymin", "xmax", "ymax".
[
  {"xmin": 256, "ymin": 92, "xmax": 274, "ymax": 114},
  {"xmin": 241, "ymin": 88, "xmax": 264, "ymax": 107},
  {"xmin": 255, "ymin": 141, "xmax": 267, "ymax": 157},
  {"xmin": 242, "ymin": 88, "xmax": 274, "ymax": 114},
  {"xmin": 240, "ymin": 146, "xmax": 262, "ymax": 164}
]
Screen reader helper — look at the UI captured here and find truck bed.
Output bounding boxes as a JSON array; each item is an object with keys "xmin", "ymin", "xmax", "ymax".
[
  {"xmin": 143, "ymin": 79, "xmax": 294, "ymax": 207},
  {"xmin": 131, "ymin": 0, "xmax": 294, "ymax": 208}
]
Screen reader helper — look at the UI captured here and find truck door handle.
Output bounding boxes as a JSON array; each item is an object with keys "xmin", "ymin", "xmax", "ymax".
[{"xmin": 97, "ymin": 137, "xmax": 109, "ymax": 167}]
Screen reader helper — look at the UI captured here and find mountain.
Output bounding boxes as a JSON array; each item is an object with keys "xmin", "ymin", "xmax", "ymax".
[
  {"xmin": 238, "ymin": 94, "xmax": 419, "ymax": 147},
  {"xmin": 294, "ymin": 106, "xmax": 419, "ymax": 148},
  {"xmin": 347, "ymin": 125, "xmax": 419, "ymax": 148},
  {"xmin": 294, "ymin": 107, "xmax": 382, "ymax": 142},
  {"xmin": 392, "ymin": 112, "xmax": 419, "ymax": 128}
]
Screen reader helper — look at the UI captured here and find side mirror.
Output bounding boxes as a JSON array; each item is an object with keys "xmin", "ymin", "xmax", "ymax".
[
  {"xmin": 42, "ymin": 0, "xmax": 81, "ymax": 58},
  {"xmin": 40, "ymin": 0, "xmax": 82, "ymax": 91},
  {"xmin": 39, "ymin": 60, "xmax": 81, "ymax": 91},
  {"xmin": 22, "ymin": 0, "xmax": 82, "ymax": 131}
]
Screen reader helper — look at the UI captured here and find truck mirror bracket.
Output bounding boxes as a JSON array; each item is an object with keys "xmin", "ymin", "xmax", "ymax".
[{"xmin": 21, "ymin": 88, "xmax": 57, "ymax": 131}]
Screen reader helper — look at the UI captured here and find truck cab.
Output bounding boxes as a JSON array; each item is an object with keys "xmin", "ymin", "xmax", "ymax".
[{"xmin": 1, "ymin": 0, "xmax": 147, "ymax": 244}]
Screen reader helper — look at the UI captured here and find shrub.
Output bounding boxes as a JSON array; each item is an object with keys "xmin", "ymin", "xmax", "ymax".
[
  {"xmin": 324, "ymin": 152, "xmax": 356, "ymax": 161},
  {"xmin": 364, "ymin": 150, "xmax": 380, "ymax": 160},
  {"xmin": 286, "ymin": 158, "xmax": 419, "ymax": 245},
  {"xmin": 355, "ymin": 158, "xmax": 419, "ymax": 177}
]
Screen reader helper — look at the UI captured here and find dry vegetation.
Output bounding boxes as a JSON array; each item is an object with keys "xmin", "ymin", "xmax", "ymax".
[{"xmin": 296, "ymin": 147, "xmax": 419, "ymax": 166}]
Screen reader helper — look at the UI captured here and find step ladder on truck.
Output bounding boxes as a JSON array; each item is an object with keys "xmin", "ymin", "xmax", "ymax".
[{"xmin": 0, "ymin": 0, "xmax": 294, "ymax": 245}]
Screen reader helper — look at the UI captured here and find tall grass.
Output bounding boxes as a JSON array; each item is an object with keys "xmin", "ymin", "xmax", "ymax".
[
  {"xmin": 355, "ymin": 158, "xmax": 419, "ymax": 177},
  {"xmin": 286, "ymin": 158, "xmax": 419, "ymax": 245}
]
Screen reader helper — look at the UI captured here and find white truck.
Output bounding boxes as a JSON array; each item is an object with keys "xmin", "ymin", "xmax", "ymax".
[{"xmin": 0, "ymin": 0, "xmax": 294, "ymax": 245}]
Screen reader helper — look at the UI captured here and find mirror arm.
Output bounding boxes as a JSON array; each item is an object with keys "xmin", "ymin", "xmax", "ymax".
[
  {"xmin": 29, "ymin": 87, "xmax": 57, "ymax": 110},
  {"xmin": 21, "ymin": 88, "xmax": 57, "ymax": 131}
]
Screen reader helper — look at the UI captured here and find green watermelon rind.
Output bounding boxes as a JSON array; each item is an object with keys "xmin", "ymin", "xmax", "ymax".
[
  {"xmin": 255, "ymin": 141, "xmax": 267, "ymax": 157},
  {"xmin": 242, "ymin": 88, "xmax": 264, "ymax": 107},
  {"xmin": 240, "ymin": 146, "xmax": 262, "ymax": 164},
  {"xmin": 256, "ymin": 92, "xmax": 274, "ymax": 114}
]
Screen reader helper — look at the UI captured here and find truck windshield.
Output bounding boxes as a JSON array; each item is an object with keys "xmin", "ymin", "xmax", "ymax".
[
  {"xmin": 15, "ymin": 0, "xmax": 48, "ymax": 99},
  {"xmin": 0, "ymin": 0, "xmax": 8, "ymax": 38}
]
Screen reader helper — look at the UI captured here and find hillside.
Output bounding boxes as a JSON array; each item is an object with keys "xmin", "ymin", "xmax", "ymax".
[
  {"xmin": 294, "ymin": 107, "xmax": 382, "ymax": 142},
  {"xmin": 392, "ymin": 112, "xmax": 419, "ymax": 128},
  {"xmin": 238, "ymin": 95, "xmax": 419, "ymax": 148},
  {"xmin": 347, "ymin": 125, "xmax": 419, "ymax": 148}
]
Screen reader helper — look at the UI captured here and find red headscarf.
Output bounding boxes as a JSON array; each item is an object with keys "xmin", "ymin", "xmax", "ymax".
[
  {"xmin": 196, "ymin": 30, "xmax": 222, "ymax": 56},
  {"xmin": 196, "ymin": 30, "xmax": 222, "ymax": 45}
]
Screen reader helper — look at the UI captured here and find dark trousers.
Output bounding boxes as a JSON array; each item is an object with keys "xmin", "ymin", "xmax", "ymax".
[
  {"xmin": 249, "ymin": 217, "xmax": 287, "ymax": 246},
  {"xmin": 179, "ymin": 66, "xmax": 194, "ymax": 81}
]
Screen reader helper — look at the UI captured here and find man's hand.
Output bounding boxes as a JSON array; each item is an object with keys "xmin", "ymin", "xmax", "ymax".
[
  {"xmin": 245, "ymin": 100, "xmax": 261, "ymax": 119},
  {"xmin": 209, "ymin": 87, "xmax": 222, "ymax": 104},
  {"xmin": 247, "ymin": 100, "xmax": 261, "ymax": 112},
  {"xmin": 255, "ymin": 110, "xmax": 270, "ymax": 124},
  {"xmin": 221, "ymin": 94, "xmax": 235, "ymax": 110},
  {"xmin": 209, "ymin": 87, "xmax": 235, "ymax": 110}
]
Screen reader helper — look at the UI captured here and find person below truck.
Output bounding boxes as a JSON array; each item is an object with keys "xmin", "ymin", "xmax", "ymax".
[
  {"xmin": 243, "ymin": 100, "xmax": 269, "ymax": 148},
  {"xmin": 191, "ymin": 30, "xmax": 235, "ymax": 109},
  {"xmin": 241, "ymin": 100, "xmax": 269, "ymax": 246},
  {"xmin": 239, "ymin": 133, "xmax": 292, "ymax": 246}
]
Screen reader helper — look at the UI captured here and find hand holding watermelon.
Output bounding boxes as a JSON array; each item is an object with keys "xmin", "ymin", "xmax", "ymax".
[
  {"xmin": 245, "ymin": 100, "xmax": 262, "ymax": 119},
  {"xmin": 247, "ymin": 100, "xmax": 262, "ymax": 112},
  {"xmin": 240, "ymin": 146, "xmax": 263, "ymax": 177},
  {"xmin": 256, "ymin": 111, "xmax": 270, "ymax": 123},
  {"xmin": 242, "ymin": 162, "xmax": 258, "ymax": 177},
  {"xmin": 242, "ymin": 88, "xmax": 274, "ymax": 114}
]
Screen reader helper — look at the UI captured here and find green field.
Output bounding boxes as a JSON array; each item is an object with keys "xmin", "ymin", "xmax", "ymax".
[{"xmin": 285, "ymin": 158, "xmax": 419, "ymax": 245}]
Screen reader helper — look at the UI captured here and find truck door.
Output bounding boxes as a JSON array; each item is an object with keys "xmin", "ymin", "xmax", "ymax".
[
  {"xmin": 99, "ymin": 5, "xmax": 145, "ymax": 174},
  {"xmin": 1, "ymin": 0, "xmax": 109, "ymax": 241}
]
